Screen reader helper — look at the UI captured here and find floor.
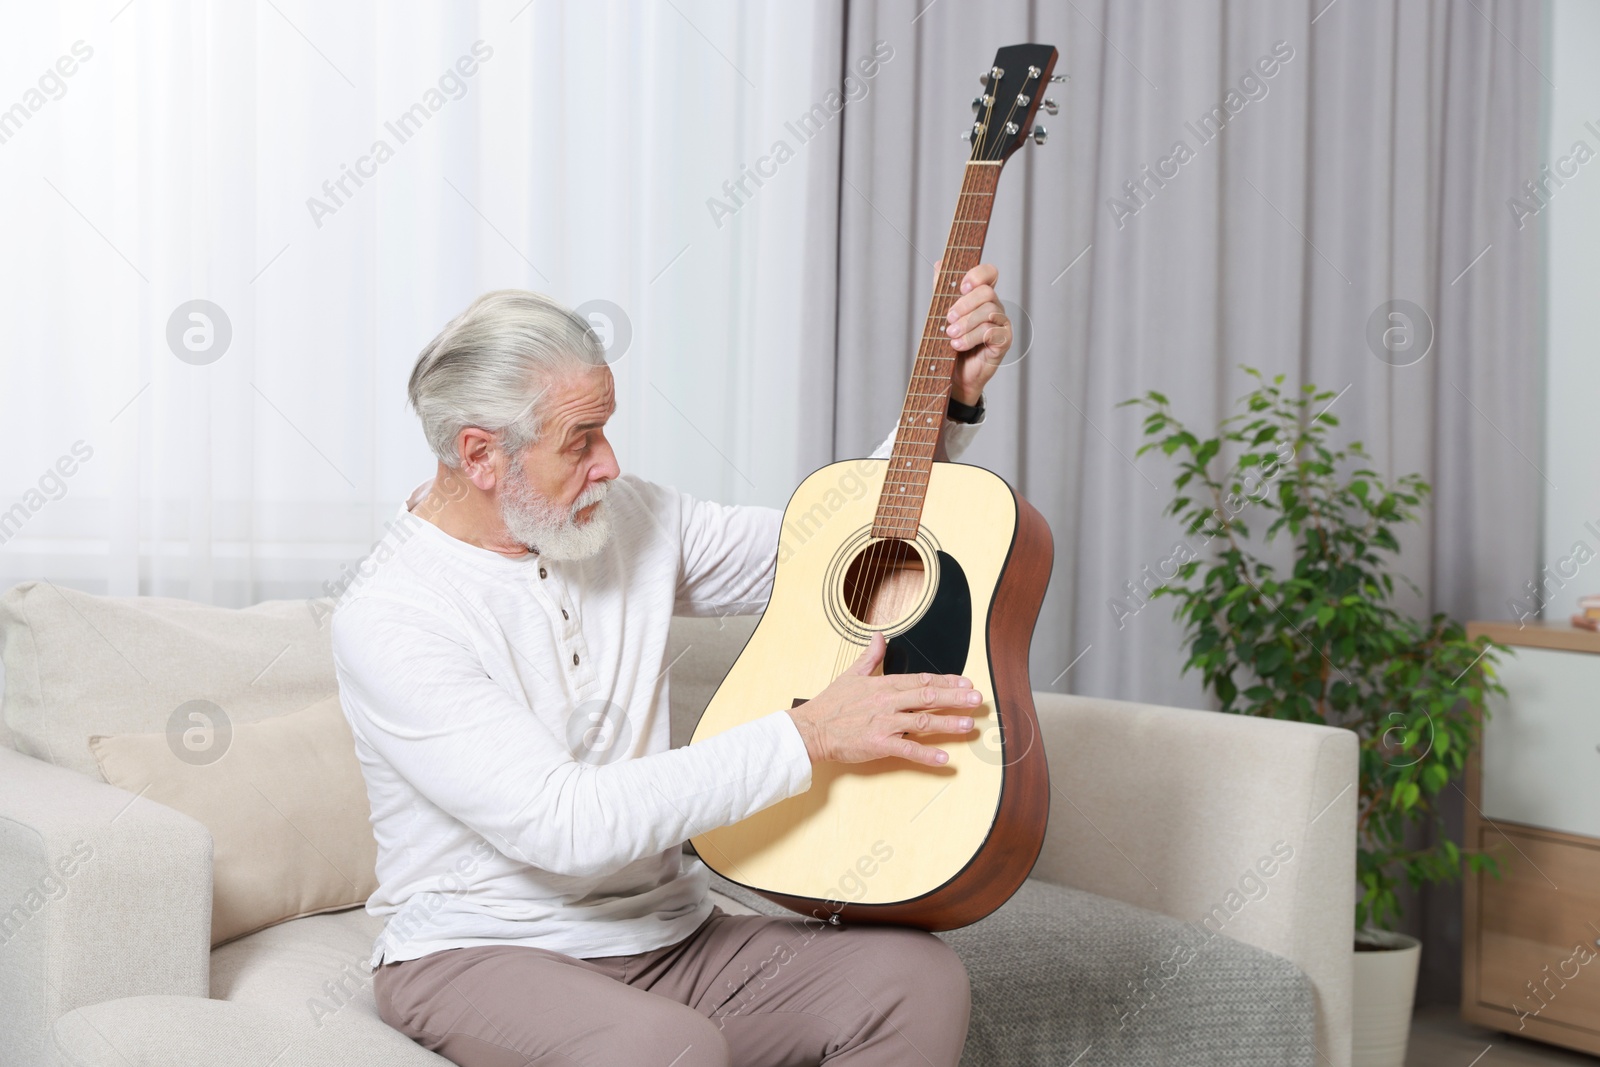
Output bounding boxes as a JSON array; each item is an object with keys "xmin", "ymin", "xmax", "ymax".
[{"xmin": 1407, "ymin": 1006, "xmax": 1599, "ymax": 1066}]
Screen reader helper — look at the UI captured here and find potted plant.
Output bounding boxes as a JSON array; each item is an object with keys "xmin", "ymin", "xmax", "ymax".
[{"xmin": 1123, "ymin": 369, "xmax": 1505, "ymax": 1067}]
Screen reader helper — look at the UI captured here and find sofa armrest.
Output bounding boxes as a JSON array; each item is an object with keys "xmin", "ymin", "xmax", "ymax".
[
  {"xmin": 0, "ymin": 746, "xmax": 213, "ymax": 1067},
  {"xmin": 1030, "ymin": 692, "xmax": 1356, "ymax": 1067}
]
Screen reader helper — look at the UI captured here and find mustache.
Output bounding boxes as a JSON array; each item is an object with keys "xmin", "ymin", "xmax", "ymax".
[{"xmin": 571, "ymin": 481, "xmax": 610, "ymax": 515}]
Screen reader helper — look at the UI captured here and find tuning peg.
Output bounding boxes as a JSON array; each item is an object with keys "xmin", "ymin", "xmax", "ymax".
[
  {"xmin": 961, "ymin": 128, "xmax": 972, "ymax": 143},
  {"xmin": 979, "ymin": 66, "xmax": 1004, "ymax": 87},
  {"xmin": 1042, "ymin": 98, "xmax": 1059, "ymax": 115},
  {"xmin": 1050, "ymin": 73, "xmax": 1069, "ymax": 84},
  {"xmin": 1031, "ymin": 125, "xmax": 1048, "ymax": 145},
  {"xmin": 972, "ymin": 94, "xmax": 991, "ymax": 113}
]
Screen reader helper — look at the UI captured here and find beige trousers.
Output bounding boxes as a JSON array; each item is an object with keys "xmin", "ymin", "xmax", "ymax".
[{"xmin": 372, "ymin": 905, "xmax": 971, "ymax": 1067}]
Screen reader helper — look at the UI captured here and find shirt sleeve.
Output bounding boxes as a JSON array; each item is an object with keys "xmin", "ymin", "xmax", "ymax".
[
  {"xmin": 332, "ymin": 595, "xmax": 813, "ymax": 880},
  {"xmin": 673, "ymin": 493, "xmax": 785, "ymax": 617}
]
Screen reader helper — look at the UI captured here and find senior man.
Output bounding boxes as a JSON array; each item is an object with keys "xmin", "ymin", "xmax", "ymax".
[{"xmin": 331, "ymin": 264, "xmax": 1013, "ymax": 1067}]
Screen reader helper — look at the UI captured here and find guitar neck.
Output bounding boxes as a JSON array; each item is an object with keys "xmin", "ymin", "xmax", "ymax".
[{"xmin": 873, "ymin": 161, "xmax": 1002, "ymax": 539}]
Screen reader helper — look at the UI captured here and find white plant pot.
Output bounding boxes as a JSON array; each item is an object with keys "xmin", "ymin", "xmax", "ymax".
[{"xmin": 1351, "ymin": 930, "xmax": 1422, "ymax": 1067}]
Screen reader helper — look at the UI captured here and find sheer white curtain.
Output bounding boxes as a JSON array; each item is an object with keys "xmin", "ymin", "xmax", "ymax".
[{"xmin": 0, "ymin": 1, "xmax": 827, "ymax": 605}]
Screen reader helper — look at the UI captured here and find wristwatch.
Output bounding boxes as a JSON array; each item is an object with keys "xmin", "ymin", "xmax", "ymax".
[{"xmin": 947, "ymin": 393, "xmax": 984, "ymax": 424}]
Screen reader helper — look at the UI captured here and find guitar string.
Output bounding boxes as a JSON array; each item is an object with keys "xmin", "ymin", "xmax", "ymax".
[
  {"xmin": 841, "ymin": 71, "xmax": 1016, "ymax": 689},
  {"xmin": 848, "ymin": 85, "xmax": 990, "ymax": 680},
  {"xmin": 833, "ymin": 66, "xmax": 1036, "ymax": 711},
  {"xmin": 834, "ymin": 79, "xmax": 1001, "ymax": 691}
]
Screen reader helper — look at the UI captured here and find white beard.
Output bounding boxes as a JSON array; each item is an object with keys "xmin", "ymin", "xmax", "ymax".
[{"xmin": 499, "ymin": 457, "xmax": 614, "ymax": 561}]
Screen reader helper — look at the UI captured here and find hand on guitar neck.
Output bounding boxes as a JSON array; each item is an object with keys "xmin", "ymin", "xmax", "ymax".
[
  {"xmin": 785, "ymin": 632, "xmax": 983, "ymax": 768},
  {"xmin": 937, "ymin": 261, "xmax": 1010, "ymax": 408}
]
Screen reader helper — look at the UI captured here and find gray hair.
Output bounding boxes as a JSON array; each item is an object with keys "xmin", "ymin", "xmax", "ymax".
[{"xmin": 407, "ymin": 290, "xmax": 604, "ymax": 468}]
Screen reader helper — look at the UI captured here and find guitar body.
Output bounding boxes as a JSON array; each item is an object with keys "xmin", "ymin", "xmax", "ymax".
[{"xmin": 688, "ymin": 457, "xmax": 1053, "ymax": 930}]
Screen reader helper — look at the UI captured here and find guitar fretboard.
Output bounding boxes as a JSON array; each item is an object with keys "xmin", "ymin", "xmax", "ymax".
[{"xmin": 872, "ymin": 161, "xmax": 1001, "ymax": 540}]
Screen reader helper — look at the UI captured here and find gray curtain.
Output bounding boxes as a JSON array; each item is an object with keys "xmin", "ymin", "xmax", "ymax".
[{"xmin": 799, "ymin": 0, "xmax": 1544, "ymax": 1006}]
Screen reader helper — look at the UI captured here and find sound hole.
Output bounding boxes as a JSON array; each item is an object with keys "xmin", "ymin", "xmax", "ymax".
[{"xmin": 842, "ymin": 539, "xmax": 926, "ymax": 627}]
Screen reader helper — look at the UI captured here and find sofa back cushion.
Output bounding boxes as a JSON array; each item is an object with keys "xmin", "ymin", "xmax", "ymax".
[{"xmin": 0, "ymin": 581, "xmax": 337, "ymax": 778}]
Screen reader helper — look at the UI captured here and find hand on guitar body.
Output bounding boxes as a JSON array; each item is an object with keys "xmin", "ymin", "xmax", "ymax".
[{"xmin": 785, "ymin": 632, "xmax": 982, "ymax": 767}]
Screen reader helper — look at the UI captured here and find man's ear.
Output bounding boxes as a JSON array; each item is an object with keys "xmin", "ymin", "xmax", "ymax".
[{"xmin": 455, "ymin": 426, "xmax": 502, "ymax": 492}]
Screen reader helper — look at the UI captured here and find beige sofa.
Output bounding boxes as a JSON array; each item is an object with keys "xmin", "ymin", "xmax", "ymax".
[{"xmin": 0, "ymin": 582, "xmax": 1357, "ymax": 1066}]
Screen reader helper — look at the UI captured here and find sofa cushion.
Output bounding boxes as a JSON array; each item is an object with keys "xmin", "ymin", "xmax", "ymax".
[
  {"xmin": 0, "ymin": 581, "xmax": 337, "ymax": 777},
  {"xmin": 707, "ymin": 871, "xmax": 1317, "ymax": 1067},
  {"xmin": 89, "ymin": 693, "xmax": 379, "ymax": 947}
]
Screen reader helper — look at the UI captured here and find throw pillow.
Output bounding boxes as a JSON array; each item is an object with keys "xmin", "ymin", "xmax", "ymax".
[{"xmin": 88, "ymin": 693, "xmax": 377, "ymax": 946}]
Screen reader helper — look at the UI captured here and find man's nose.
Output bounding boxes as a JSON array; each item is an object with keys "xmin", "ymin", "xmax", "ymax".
[{"xmin": 592, "ymin": 438, "xmax": 621, "ymax": 482}]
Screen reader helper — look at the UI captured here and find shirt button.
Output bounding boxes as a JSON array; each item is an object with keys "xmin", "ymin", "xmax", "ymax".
[
  {"xmin": 539, "ymin": 567, "xmax": 548, "ymax": 579},
  {"xmin": 572, "ymin": 653, "xmax": 580, "ymax": 666},
  {"xmin": 561, "ymin": 608, "xmax": 569, "ymax": 620}
]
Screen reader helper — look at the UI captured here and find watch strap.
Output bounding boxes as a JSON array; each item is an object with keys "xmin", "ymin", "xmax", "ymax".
[{"xmin": 946, "ymin": 393, "xmax": 984, "ymax": 424}]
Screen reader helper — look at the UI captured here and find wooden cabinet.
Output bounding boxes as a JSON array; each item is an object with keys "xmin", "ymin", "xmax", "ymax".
[{"xmin": 1463, "ymin": 621, "xmax": 1600, "ymax": 1055}]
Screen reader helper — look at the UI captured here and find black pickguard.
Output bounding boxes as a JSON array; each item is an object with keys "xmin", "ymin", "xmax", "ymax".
[{"xmin": 883, "ymin": 550, "xmax": 971, "ymax": 676}]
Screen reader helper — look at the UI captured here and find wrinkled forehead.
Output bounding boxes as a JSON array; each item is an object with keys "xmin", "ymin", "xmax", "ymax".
[{"xmin": 543, "ymin": 365, "xmax": 615, "ymax": 436}]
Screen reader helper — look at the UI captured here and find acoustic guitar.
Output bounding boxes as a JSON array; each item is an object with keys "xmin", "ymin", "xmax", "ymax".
[{"xmin": 688, "ymin": 43, "xmax": 1059, "ymax": 931}]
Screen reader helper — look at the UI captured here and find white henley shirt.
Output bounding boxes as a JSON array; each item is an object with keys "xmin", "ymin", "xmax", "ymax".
[{"xmin": 331, "ymin": 414, "xmax": 983, "ymax": 967}]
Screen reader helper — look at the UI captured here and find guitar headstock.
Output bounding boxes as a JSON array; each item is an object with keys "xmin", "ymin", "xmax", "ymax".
[{"xmin": 966, "ymin": 43, "xmax": 1061, "ymax": 163}]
